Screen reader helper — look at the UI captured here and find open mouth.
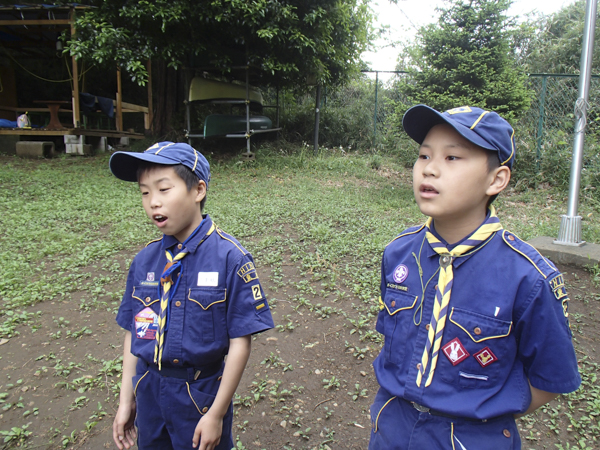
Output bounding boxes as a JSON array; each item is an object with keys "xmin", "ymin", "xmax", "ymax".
[
  {"xmin": 420, "ymin": 185, "xmax": 438, "ymax": 194},
  {"xmin": 153, "ymin": 214, "xmax": 167, "ymax": 223}
]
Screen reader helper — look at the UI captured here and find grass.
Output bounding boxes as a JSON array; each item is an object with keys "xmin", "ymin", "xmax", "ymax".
[{"xmin": 0, "ymin": 142, "xmax": 599, "ymax": 448}]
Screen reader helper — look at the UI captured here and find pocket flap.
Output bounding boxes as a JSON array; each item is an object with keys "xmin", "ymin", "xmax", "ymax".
[
  {"xmin": 188, "ymin": 288, "xmax": 226, "ymax": 310},
  {"xmin": 383, "ymin": 290, "xmax": 418, "ymax": 316},
  {"xmin": 449, "ymin": 307, "xmax": 512, "ymax": 342},
  {"xmin": 132, "ymin": 287, "xmax": 159, "ymax": 307}
]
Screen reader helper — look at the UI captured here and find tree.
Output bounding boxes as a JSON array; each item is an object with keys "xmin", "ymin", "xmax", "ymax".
[
  {"xmin": 66, "ymin": 0, "xmax": 372, "ymax": 135},
  {"xmin": 517, "ymin": 1, "xmax": 600, "ymax": 74},
  {"xmin": 395, "ymin": 0, "xmax": 530, "ymax": 119}
]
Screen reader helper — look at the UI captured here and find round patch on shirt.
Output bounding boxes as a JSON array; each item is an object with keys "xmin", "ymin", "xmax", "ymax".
[{"xmin": 392, "ymin": 264, "xmax": 409, "ymax": 283}]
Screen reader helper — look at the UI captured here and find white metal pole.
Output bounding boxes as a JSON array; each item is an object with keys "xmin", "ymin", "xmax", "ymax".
[{"xmin": 555, "ymin": 0, "xmax": 597, "ymax": 246}]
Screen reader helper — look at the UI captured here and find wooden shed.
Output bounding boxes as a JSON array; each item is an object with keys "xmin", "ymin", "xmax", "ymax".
[{"xmin": 0, "ymin": 3, "xmax": 152, "ymax": 154}]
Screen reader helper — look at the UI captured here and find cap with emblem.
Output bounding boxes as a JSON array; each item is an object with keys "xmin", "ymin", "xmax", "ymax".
[
  {"xmin": 109, "ymin": 141, "xmax": 211, "ymax": 185},
  {"xmin": 402, "ymin": 105, "xmax": 516, "ymax": 169}
]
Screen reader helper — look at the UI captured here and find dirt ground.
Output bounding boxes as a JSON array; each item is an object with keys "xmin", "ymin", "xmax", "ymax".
[{"xmin": 1, "ymin": 249, "xmax": 598, "ymax": 449}]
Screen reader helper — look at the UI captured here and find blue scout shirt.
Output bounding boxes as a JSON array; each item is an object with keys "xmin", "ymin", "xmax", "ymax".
[
  {"xmin": 117, "ymin": 215, "xmax": 274, "ymax": 368},
  {"xmin": 373, "ymin": 224, "xmax": 581, "ymax": 420}
]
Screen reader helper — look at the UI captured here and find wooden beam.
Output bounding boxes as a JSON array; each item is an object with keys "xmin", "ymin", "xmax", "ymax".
[
  {"xmin": 116, "ymin": 69, "xmax": 123, "ymax": 131},
  {"xmin": 0, "ymin": 19, "xmax": 71, "ymax": 26},
  {"xmin": 70, "ymin": 10, "xmax": 80, "ymax": 128},
  {"xmin": 146, "ymin": 59, "xmax": 153, "ymax": 132}
]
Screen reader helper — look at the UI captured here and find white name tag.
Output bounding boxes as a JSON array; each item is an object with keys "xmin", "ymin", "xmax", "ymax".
[{"xmin": 197, "ymin": 272, "xmax": 219, "ymax": 286}]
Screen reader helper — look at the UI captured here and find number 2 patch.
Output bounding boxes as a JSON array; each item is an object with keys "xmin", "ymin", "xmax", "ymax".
[{"xmin": 251, "ymin": 284, "xmax": 263, "ymax": 301}]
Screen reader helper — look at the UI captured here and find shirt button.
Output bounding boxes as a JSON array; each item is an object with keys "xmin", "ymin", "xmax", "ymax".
[
  {"xmin": 391, "ymin": 301, "xmax": 396, "ymax": 307},
  {"xmin": 173, "ymin": 359, "xmax": 179, "ymax": 364},
  {"xmin": 503, "ymin": 429, "xmax": 511, "ymax": 438},
  {"xmin": 508, "ymin": 235, "xmax": 515, "ymax": 241},
  {"xmin": 145, "ymin": 297, "xmax": 151, "ymax": 302},
  {"xmin": 202, "ymin": 406, "xmax": 209, "ymax": 413},
  {"xmin": 425, "ymin": 324, "xmax": 431, "ymax": 330},
  {"xmin": 416, "ymin": 363, "xmax": 422, "ymax": 370},
  {"xmin": 177, "ymin": 243, "xmax": 183, "ymax": 249},
  {"xmin": 434, "ymin": 284, "xmax": 438, "ymax": 290},
  {"xmin": 175, "ymin": 301, "xmax": 181, "ymax": 307},
  {"xmin": 474, "ymin": 327, "xmax": 482, "ymax": 335}
]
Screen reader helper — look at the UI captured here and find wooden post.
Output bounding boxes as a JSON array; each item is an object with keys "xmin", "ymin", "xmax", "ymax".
[
  {"xmin": 70, "ymin": 9, "xmax": 80, "ymax": 128},
  {"xmin": 116, "ymin": 68, "xmax": 123, "ymax": 131},
  {"xmin": 146, "ymin": 59, "xmax": 153, "ymax": 133}
]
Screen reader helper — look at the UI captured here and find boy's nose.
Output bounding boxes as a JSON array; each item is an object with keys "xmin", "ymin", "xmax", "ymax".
[{"xmin": 422, "ymin": 160, "xmax": 439, "ymax": 176}]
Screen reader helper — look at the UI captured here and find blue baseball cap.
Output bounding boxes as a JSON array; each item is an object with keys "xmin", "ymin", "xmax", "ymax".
[
  {"xmin": 109, "ymin": 141, "xmax": 211, "ymax": 185},
  {"xmin": 402, "ymin": 105, "xmax": 516, "ymax": 169}
]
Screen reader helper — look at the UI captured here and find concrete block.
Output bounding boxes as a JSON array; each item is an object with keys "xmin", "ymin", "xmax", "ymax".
[
  {"xmin": 528, "ymin": 236, "xmax": 600, "ymax": 268},
  {"xmin": 16, "ymin": 141, "xmax": 55, "ymax": 158},
  {"xmin": 64, "ymin": 135, "xmax": 92, "ymax": 155}
]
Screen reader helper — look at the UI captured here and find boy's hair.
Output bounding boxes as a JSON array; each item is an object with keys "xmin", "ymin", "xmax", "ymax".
[{"xmin": 136, "ymin": 162, "xmax": 207, "ymax": 212}]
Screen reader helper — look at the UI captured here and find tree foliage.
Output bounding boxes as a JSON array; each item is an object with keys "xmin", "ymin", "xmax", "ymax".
[
  {"xmin": 396, "ymin": 0, "xmax": 530, "ymax": 119},
  {"xmin": 67, "ymin": 0, "xmax": 373, "ymax": 87},
  {"xmin": 516, "ymin": 0, "xmax": 599, "ymax": 74}
]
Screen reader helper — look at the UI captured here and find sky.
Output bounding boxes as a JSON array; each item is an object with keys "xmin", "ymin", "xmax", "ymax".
[{"xmin": 362, "ymin": 0, "xmax": 578, "ymax": 75}]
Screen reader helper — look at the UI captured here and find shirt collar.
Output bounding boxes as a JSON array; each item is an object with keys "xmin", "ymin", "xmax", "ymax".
[
  {"xmin": 424, "ymin": 211, "xmax": 492, "ymax": 268},
  {"xmin": 161, "ymin": 214, "xmax": 213, "ymax": 254}
]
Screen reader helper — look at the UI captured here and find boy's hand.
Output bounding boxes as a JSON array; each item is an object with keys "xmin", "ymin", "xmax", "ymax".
[
  {"xmin": 112, "ymin": 401, "xmax": 137, "ymax": 449},
  {"xmin": 192, "ymin": 411, "xmax": 223, "ymax": 450}
]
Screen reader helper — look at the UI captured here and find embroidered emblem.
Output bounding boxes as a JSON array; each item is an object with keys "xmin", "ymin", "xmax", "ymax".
[
  {"xmin": 237, "ymin": 262, "xmax": 255, "ymax": 277},
  {"xmin": 387, "ymin": 283, "xmax": 408, "ymax": 292},
  {"xmin": 446, "ymin": 106, "xmax": 472, "ymax": 114},
  {"xmin": 549, "ymin": 274, "xmax": 568, "ymax": 300},
  {"xmin": 392, "ymin": 264, "xmax": 409, "ymax": 284},
  {"xmin": 442, "ymin": 337, "xmax": 469, "ymax": 366},
  {"xmin": 562, "ymin": 298, "xmax": 569, "ymax": 318},
  {"xmin": 135, "ymin": 307, "xmax": 158, "ymax": 340},
  {"xmin": 197, "ymin": 272, "xmax": 218, "ymax": 286},
  {"xmin": 251, "ymin": 284, "xmax": 263, "ymax": 301},
  {"xmin": 146, "ymin": 272, "xmax": 155, "ymax": 282},
  {"xmin": 474, "ymin": 347, "xmax": 498, "ymax": 367}
]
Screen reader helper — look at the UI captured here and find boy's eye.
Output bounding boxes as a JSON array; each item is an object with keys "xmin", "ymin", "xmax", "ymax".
[
  {"xmin": 418, "ymin": 154, "xmax": 429, "ymax": 160},
  {"xmin": 141, "ymin": 191, "xmax": 149, "ymax": 196},
  {"xmin": 159, "ymin": 187, "xmax": 170, "ymax": 192},
  {"xmin": 447, "ymin": 155, "xmax": 458, "ymax": 161}
]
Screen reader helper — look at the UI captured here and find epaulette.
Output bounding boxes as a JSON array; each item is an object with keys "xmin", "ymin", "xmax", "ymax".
[
  {"xmin": 386, "ymin": 223, "xmax": 426, "ymax": 248},
  {"xmin": 145, "ymin": 237, "xmax": 162, "ymax": 247},
  {"xmin": 501, "ymin": 230, "xmax": 557, "ymax": 279},
  {"xmin": 215, "ymin": 226, "xmax": 247, "ymax": 255}
]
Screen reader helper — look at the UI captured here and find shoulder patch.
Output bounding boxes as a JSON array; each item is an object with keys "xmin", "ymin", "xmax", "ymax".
[
  {"xmin": 501, "ymin": 230, "xmax": 557, "ymax": 279},
  {"xmin": 145, "ymin": 237, "xmax": 162, "ymax": 247},
  {"xmin": 386, "ymin": 224, "xmax": 426, "ymax": 248},
  {"xmin": 215, "ymin": 226, "xmax": 247, "ymax": 255}
]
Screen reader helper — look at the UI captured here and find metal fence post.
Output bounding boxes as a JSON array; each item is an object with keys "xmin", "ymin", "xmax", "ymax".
[
  {"xmin": 535, "ymin": 76, "xmax": 548, "ymax": 169},
  {"xmin": 373, "ymin": 71, "xmax": 379, "ymax": 143}
]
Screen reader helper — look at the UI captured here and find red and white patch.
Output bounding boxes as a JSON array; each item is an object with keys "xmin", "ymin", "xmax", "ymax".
[
  {"xmin": 473, "ymin": 347, "xmax": 498, "ymax": 367},
  {"xmin": 442, "ymin": 337, "xmax": 469, "ymax": 366}
]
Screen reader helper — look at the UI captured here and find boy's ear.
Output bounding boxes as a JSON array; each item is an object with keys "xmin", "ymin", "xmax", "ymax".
[
  {"xmin": 486, "ymin": 166, "xmax": 511, "ymax": 197},
  {"xmin": 195, "ymin": 180, "xmax": 207, "ymax": 203}
]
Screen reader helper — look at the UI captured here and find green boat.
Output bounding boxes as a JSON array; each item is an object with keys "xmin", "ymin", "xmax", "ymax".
[
  {"xmin": 203, "ymin": 114, "xmax": 273, "ymax": 138},
  {"xmin": 188, "ymin": 77, "xmax": 263, "ymax": 105}
]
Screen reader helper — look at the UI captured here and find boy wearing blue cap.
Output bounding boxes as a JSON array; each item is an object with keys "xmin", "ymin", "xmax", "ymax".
[
  {"xmin": 109, "ymin": 142, "xmax": 274, "ymax": 450},
  {"xmin": 369, "ymin": 106, "xmax": 580, "ymax": 449}
]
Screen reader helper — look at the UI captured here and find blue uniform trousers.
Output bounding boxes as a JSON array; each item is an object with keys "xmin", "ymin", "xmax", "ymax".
[
  {"xmin": 369, "ymin": 388, "xmax": 521, "ymax": 450},
  {"xmin": 133, "ymin": 361, "xmax": 233, "ymax": 450}
]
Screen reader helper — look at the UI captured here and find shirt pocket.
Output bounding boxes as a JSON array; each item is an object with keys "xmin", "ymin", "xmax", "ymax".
[
  {"xmin": 187, "ymin": 288, "xmax": 227, "ymax": 343},
  {"xmin": 440, "ymin": 307, "xmax": 513, "ymax": 388},
  {"xmin": 380, "ymin": 290, "xmax": 418, "ymax": 364}
]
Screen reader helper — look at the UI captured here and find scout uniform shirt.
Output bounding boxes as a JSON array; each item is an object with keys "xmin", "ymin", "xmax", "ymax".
[
  {"xmin": 373, "ymin": 222, "xmax": 581, "ymax": 421},
  {"xmin": 116, "ymin": 215, "xmax": 274, "ymax": 369}
]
